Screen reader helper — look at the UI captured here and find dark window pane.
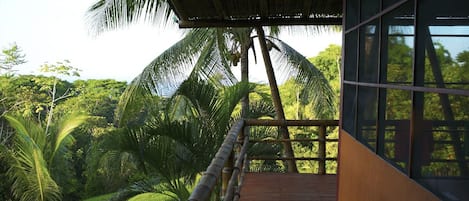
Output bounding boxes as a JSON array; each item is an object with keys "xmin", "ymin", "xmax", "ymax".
[
  {"xmin": 358, "ymin": 20, "xmax": 380, "ymax": 83},
  {"xmin": 424, "ymin": 26, "xmax": 469, "ymax": 90},
  {"xmin": 345, "ymin": 0, "xmax": 359, "ymax": 30},
  {"xmin": 357, "ymin": 86, "xmax": 378, "ymax": 151},
  {"xmin": 380, "ymin": 89, "xmax": 411, "ymax": 172},
  {"xmin": 342, "ymin": 84, "xmax": 357, "ymax": 136},
  {"xmin": 344, "ymin": 30, "xmax": 358, "ymax": 81},
  {"xmin": 360, "ymin": 0, "xmax": 380, "ymax": 22},
  {"xmin": 413, "ymin": 91, "xmax": 469, "ymax": 199},
  {"xmin": 383, "ymin": 0, "xmax": 403, "ymax": 9},
  {"xmin": 420, "ymin": 93, "xmax": 469, "ymax": 177},
  {"xmin": 382, "ymin": 1, "xmax": 414, "ymax": 85}
]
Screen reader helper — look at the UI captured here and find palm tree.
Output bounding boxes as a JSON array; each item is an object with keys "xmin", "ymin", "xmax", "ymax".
[
  {"xmin": 102, "ymin": 78, "xmax": 275, "ymax": 200},
  {"xmin": 87, "ymin": 0, "xmax": 335, "ymax": 173},
  {"xmin": 2, "ymin": 113, "xmax": 87, "ymax": 201}
]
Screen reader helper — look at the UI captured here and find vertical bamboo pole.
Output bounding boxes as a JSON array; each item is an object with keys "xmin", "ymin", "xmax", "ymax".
[
  {"xmin": 221, "ymin": 152, "xmax": 234, "ymax": 199},
  {"xmin": 256, "ymin": 27, "xmax": 298, "ymax": 173},
  {"xmin": 318, "ymin": 125, "xmax": 326, "ymax": 174}
]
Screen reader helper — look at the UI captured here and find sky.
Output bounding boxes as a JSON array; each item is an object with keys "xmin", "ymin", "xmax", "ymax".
[{"xmin": 0, "ymin": 0, "xmax": 342, "ymax": 83}]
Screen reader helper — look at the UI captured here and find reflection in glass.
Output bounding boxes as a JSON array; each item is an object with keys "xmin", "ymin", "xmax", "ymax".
[
  {"xmin": 424, "ymin": 34, "xmax": 469, "ymax": 90},
  {"xmin": 382, "ymin": 89, "xmax": 411, "ymax": 171},
  {"xmin": 359, "ymin": 21, "xmax": 379, "ymax": 83},
  {"xmin": 357, "ymin": 86, "xmax": 378, "ymax": 151}
]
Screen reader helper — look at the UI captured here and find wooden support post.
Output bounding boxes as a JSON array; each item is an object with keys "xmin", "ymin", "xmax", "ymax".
[
  {"xmin": 318, "ymin": 125, "xmax": 326, "ymax": 174},
  {"xmin": 255, "ymin": 26, "xmax": 298, "ymax": 173},
  {"xmin": 222, "ymin": 152, "xmax": 234, "ymax": 199}
]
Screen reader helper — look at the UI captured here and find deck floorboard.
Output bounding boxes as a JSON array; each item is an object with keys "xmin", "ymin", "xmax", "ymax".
[{"xmin": 238, "ymin": 173, "xmax": 337, "ymax": 201}]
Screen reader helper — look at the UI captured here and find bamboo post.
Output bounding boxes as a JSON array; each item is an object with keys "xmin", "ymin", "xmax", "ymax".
[
  {"xmin": 221, "ymin": 152, "xmax": 234, "ymax": 199},
  {"xmin": 255, "ymin": 26, "xmax": 298, "ymax": 173},
  {"xmin": 318, "ymin": 125, "xmax": 326, "ymax": 175},
  {"xmin": 188, "ymin": 120, "xmax": 244, "ymax": 201},
  {"xmin": 224, "ymin": 134, "xmax": 250, "ymax": 201}
]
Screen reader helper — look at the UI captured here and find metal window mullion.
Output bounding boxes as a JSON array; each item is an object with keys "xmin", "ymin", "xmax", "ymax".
[
  {"xmin": 376, "ymin": 0, "xmax": 389, "ymax": 156},
  {"xmin": 351, "ymin": 0, "xmax": 362, "ymax": 137},
  {"xmin": 409, "ymin": 0, "xmax": 425, "ymax": 178},
  {"xmin": 345, "ymin": 0, "xmax": 409, "ymax": 34}
]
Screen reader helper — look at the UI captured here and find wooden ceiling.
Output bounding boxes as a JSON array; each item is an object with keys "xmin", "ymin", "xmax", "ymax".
[{"xmin": 168, "ymin": 0, "xmax": 343, "ymax": 28}]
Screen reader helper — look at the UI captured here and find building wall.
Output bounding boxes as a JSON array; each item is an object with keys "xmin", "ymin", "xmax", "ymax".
[{"xmin": 337, "ymin": 130, "xmax": 440, "ymax": 201}]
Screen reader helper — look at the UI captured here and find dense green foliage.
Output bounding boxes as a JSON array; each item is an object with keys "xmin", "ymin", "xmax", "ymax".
[
  {"xmin": 0, "ymin": 41, "xmax": 342, "ymax": 200},
  {"xmin": 0, "ymin": 64, "xmax": 127, "ymax": 200}
]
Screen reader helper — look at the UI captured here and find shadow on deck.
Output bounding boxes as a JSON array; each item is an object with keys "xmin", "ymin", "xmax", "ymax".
[{"xmin": 239, "ymin": 173, "xmax": 337, "ymax": 201}]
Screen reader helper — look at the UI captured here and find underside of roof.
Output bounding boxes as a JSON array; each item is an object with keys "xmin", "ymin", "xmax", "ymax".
[{"xmin": 168, "ymin": 0, "xmax": 343, "ymax": 28}]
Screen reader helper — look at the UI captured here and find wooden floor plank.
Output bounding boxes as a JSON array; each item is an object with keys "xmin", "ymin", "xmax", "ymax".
[{"xmin": 239, "ymin": 173, "xmax": 337, "ymax": 201}]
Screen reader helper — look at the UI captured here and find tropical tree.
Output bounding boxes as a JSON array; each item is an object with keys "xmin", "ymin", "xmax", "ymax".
[
  {"xmin": 0, "ymin": 43, "xmax": 26, "ymax": 75},
  {"xmin": 87, "ymin": 0, "xmax": 336, "ymax": 173},
  {"xmin": 1, "ymin": 113, "xmax": 87, "ymax": 201},
  {"xmin": 99, "ymin": 78, "xmax": 269, "ymax": 200}
]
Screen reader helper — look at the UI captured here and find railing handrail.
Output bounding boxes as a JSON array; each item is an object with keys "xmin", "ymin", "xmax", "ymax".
[
  {"xmin": 245, "ymin": 119, "xmax": 339, "ymax": 126},
  {"xmin": 224, "ymin": 133, "xmax": 249, "ymax": 201},
  {"xmin": 188, "ymin": 120, "xmax": 244, "ymax": 201},
  {"xmin": 188, "ymin": 119, "xmax": 339, "ymax": 201}
]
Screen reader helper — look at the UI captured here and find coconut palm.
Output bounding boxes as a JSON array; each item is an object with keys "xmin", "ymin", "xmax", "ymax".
[
  {"xmin": 87, "ymin": 0, "xmax": 335, "ymax": 173},
  {"xmin": 1, "ymin": 113, "xmax": 87, "ymax": 201},
  {"xmin": 103, "ymin": 78, "xmax": 277, "ymax": 200}
]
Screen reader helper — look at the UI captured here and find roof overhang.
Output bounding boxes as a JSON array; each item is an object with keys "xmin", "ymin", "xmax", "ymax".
[{"xmin": 168, "ymin": 0, "xmax": 343, "ymax": 28}]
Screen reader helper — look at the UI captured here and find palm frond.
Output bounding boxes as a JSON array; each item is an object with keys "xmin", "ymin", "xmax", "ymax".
[
  {"xmin": 268, "ymin": 37, "xmax": 336, "ymax": 119},
  {"xmin": 86, "ymin": 0, "xmax": 174, "ymax": 35},
  {"xmin": 117, "ymin": 28, "xmax": 234, "ymax": 126},
  {"xmin": 4, "ymin": 115, "xmax": 45, "ymax": 150},
  {"xmin": 4, "ymin": 115, "xmax": 61, "ymax": 201},
  {"xmin": 48, "ymin": 114, "xmax": 88, "ymax": 164},
  {"xmin": 173, "ymin": 77, "xmax": 219, "ymax": 121},
  {"xmin": 215, "ymin": 81, "xmax": 252, "ymax": 124},
  {"xmin": 135, "ymin": 28, "xmax": 215, "ymax": 94},
  {"xmin": 109, "ymin": 178, "xmax": 162, "ymax": 201},
  {"xmin": 247, "ymin": 101, "xmax": 276, "ymax": 119},
  {"xmin": 115, "ymin": 83, "xmax": 155, "ymax": 128},
  {"xmin": 189, "ymin": 30, "xmax": 237, "ymax": 86}
]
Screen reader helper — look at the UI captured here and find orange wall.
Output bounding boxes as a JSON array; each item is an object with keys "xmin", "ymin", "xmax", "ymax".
[{"xmin": 337, "ymin": 130, "xmax": 440, "ymax": 201}]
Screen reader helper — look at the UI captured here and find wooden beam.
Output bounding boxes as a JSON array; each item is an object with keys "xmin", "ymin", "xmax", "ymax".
[
  {"xmin": 302, "ymin": 0, "xmax": 313, "ymax": 18},
  {"xmin": 249, "ymin": 139, "xmax": 339, "ymax": 143},
  {"xmin": 259, "ymin": 0, "xmax": 269, "ymax": 18},
  {"xmin": 245, "ymin": 119, "xmax": 339, "ymax": 127},
  {"xmin": 211, "ymin": 0, "xmax": 227, "ymax": 19},
  {"xmin": 249, "ymin": 157, "xmax": 337, "ymax": 161},
  {"xmin": 178, "ymin": 17, "xmax": 342, "ymax": 28},
  {"xmin": 169, "ymin": 0, "xmax": 188, "ymax": 20}
]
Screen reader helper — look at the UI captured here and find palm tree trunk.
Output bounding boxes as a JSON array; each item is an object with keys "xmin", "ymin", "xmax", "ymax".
[
  {"xmin": 240, "ymin": 33, "xmax": 250, "ymax": 119},
  {"xmin": 255, "ymin": 27, "xmax": 298, "ymax": 173},
  {"xmin": 239, "ymin": 30, "xmax": 251, "ymax": 172}
]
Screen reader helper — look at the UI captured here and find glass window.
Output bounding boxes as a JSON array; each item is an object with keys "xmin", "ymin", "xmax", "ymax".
[
  {"xmin": 356, "ymin": 86, "xmax": 378, "ymax": 151},
  {"xmin": 342, "ymin": 0, "xmax": 469, "ymax": 199},
  {"xmin": 424, "ymin": 26, "xmax": 469, "ymax": 90},
  {"xmin": 344, "ymin": 31, "xmax": 358, "ymax": 81},
  {"xmin": 360, "ymin": 0, "xmax": 380, "ymax": 22},
  {"xmin": 382, "ymin": 1, "xmax": 414, "ymax": 85},
  {"xmin": 380, "ymin": 89, "xmax": 411, "ymax": 172},
  {"xmin": 342, "ymin": 84, "xmax": 357, "ymax": 135},
  {"xmin": 358, "ymin": 20, "xmax": 380, "ymax": 83},
  {"xmin": 345, "ymin": 0, "xmax": 359, "ymax": 30}
]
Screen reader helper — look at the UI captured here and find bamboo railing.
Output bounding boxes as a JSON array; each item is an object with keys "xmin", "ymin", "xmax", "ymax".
[{"xmin": 188, "ymin": 119, "xmax": 339, "ymax": 201}]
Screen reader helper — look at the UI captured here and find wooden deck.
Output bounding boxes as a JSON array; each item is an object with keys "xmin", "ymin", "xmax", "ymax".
[{"xmin": 239, "ymin": 173, "xmax": 337, "ymax": 201}]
